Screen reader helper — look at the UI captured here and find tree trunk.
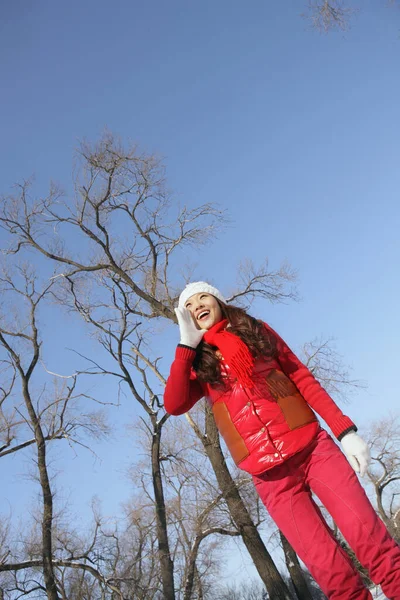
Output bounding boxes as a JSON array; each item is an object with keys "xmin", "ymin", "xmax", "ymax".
[
  {"xmin": 195, "ymin": 565, "xmax": 204, "ymax": 600},
  {"xmin": 376, "ymin": 485, "xmax": 391, "ymax": 528},
  {"xmin": 0, "ymin": 316, "xmax": 61, "ymax": 599},
  {"xmin": 280, "ymin": 531, "xmax": 313, "ymax": 600},
  {"xmin": 151, "ymin": 421, "xmax": 175, "ymax": 600},
  {"xmin": 183, "ymin": 537, "xmax": 200, "ymax": 600},
  {"xmin": 22, "ymin": 379, "xmax": 60, "ymax": 600},
  {"xmin": 202, "ymin": 407, "xmax": 293, "ymax": 600}
]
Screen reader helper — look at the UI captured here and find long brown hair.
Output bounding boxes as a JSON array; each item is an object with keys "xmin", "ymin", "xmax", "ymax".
[{"xmin": 193, "ymin": 303, "xmax": 276, "ymax": 387}]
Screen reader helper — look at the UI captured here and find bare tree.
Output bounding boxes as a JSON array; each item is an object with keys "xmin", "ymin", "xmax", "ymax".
[
  {"xmin": 0, "ymin": 265, "xmax": 111, "ymax": 599},
  {"xmin": 302, "ymin": 1, "xmax": 357, "ymax": 32},
  {"xmin": 301, "ymin": 0, "xmax": 400, "ymax": 34},
  {"xmin": 55, "ymin": 276, "xmax": 177, "ymax": 599},
  {"xmin": 365, "ymin": 414, "xmax": 400, "ymax": 540},
  {"xmin": 0, "ymin": 509, "xmax": 132, "ymax": 600},
  {"xmin": 0, "ymin": 266, "xmax": 66, "ymax": 600},
  {"xmin": 52, "ymin": 500, "xmax": 163, "ymax": 600},
  {"xmin": 116, "ymin": 500, "xmax": 164, "ymax": 598},
  {"xmin": 159, "ymin": 417, "xmax": 245, "ymax": 600},
  {"xmin": 215, "ymin": 578, "xmax": 267, "ymax": 600},
  {"xmin": 302, "ymin": 337, "xmax": 365, "ymax": 403}
]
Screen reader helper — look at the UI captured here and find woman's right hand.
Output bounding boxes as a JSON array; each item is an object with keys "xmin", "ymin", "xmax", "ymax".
[{"xmin": 174, "ymin": 307, "xmax": 206, "ymax": 348}]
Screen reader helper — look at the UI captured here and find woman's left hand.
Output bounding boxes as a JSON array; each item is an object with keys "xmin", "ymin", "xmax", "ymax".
[{"xmin": 341, "ymin": 432, "xmax": 371, "ymax": 477}]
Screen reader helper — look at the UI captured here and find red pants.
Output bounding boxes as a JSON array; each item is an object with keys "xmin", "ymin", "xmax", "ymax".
[{"xmin": 253, "ymin": 429, "xmax": 400, "ymax": 600}]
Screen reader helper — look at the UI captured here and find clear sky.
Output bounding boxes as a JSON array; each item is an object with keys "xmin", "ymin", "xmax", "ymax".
[{"xmin": 1, "ymin": 0, "xmax": 400, "ymax": 588}]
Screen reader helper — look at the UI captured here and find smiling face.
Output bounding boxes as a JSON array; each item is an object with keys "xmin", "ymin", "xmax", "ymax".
[{"xmin": 184, "ymin": 292, "xmax": 223, "ymax": 330}]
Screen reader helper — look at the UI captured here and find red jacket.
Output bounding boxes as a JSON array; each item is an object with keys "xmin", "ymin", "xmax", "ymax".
[{"xmin": 164, "ymin": 322, "xmax": 356, "ymax": 476}]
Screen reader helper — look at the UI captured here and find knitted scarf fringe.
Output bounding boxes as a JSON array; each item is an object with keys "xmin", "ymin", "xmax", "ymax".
[{"xmin": 203, "ymin": 319, "xmax": 254, "ymax": 388}]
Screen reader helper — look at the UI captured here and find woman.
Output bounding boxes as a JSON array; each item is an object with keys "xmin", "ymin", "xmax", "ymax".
[{"xmin": 164, "ymin": 282, "xmax": 400, "ymax": 600}]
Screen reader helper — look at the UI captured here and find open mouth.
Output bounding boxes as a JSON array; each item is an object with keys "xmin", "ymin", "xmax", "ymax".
[{"xmin": 197, "ymin": 310, "xmax": 210, "ymax": 322}]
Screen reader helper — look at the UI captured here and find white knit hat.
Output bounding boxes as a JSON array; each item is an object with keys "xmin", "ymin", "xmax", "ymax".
[{"xmin": 178, "ymin": 281, "xmax": 226, "ymax": 308}]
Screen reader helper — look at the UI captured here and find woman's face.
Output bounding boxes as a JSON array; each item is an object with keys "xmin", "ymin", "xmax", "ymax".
[{"xmin": 184, "ymin": 293, "xmax": 223, "ymax": 330}]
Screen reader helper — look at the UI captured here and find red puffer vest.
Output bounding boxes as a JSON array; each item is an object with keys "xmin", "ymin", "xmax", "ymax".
[
  {"xmin": 164, "ymin": 322, "xmax": 356, "ymax": 476},
  {"xmin": 207, "ymin": 356, "xmax": 320, "ymax": 474}
]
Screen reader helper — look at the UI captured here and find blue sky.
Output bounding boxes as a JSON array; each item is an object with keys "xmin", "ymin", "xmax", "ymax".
[{"xmin": 1, "ymin": 0, "xmax": 400, "ymax": 586}]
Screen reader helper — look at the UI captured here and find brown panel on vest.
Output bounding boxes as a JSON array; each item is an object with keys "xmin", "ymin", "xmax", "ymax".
[
  {"xmin": 265, "ymin": 369, "xmax": 317, "ymax": 430},
  {"xmin": 212, "ymin": 402, "xmax": 249, "ymax": 465}
]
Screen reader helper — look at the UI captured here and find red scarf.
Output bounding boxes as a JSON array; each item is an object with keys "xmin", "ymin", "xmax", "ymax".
[{"xmin": 203, "ymin": 319, "xmax": 254, "ymax": 388}]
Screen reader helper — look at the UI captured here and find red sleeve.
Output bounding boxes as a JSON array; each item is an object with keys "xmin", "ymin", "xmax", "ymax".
[
  {"xmin": 263, "ymin": 323, "xmax": 357, "ymax": 440},
  {"xmin": 164, "ymin": 346, "xmax": 205, "ymax": 416}
]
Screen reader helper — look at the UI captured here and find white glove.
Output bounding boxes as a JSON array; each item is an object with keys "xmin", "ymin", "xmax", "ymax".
[
  {"xmin": 174, "ymin": 307, "xmax": 205, "ymax": 348},
  {"xmin": 341, "ymin": 432, "xmax": 370, "ymax": 477}
]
